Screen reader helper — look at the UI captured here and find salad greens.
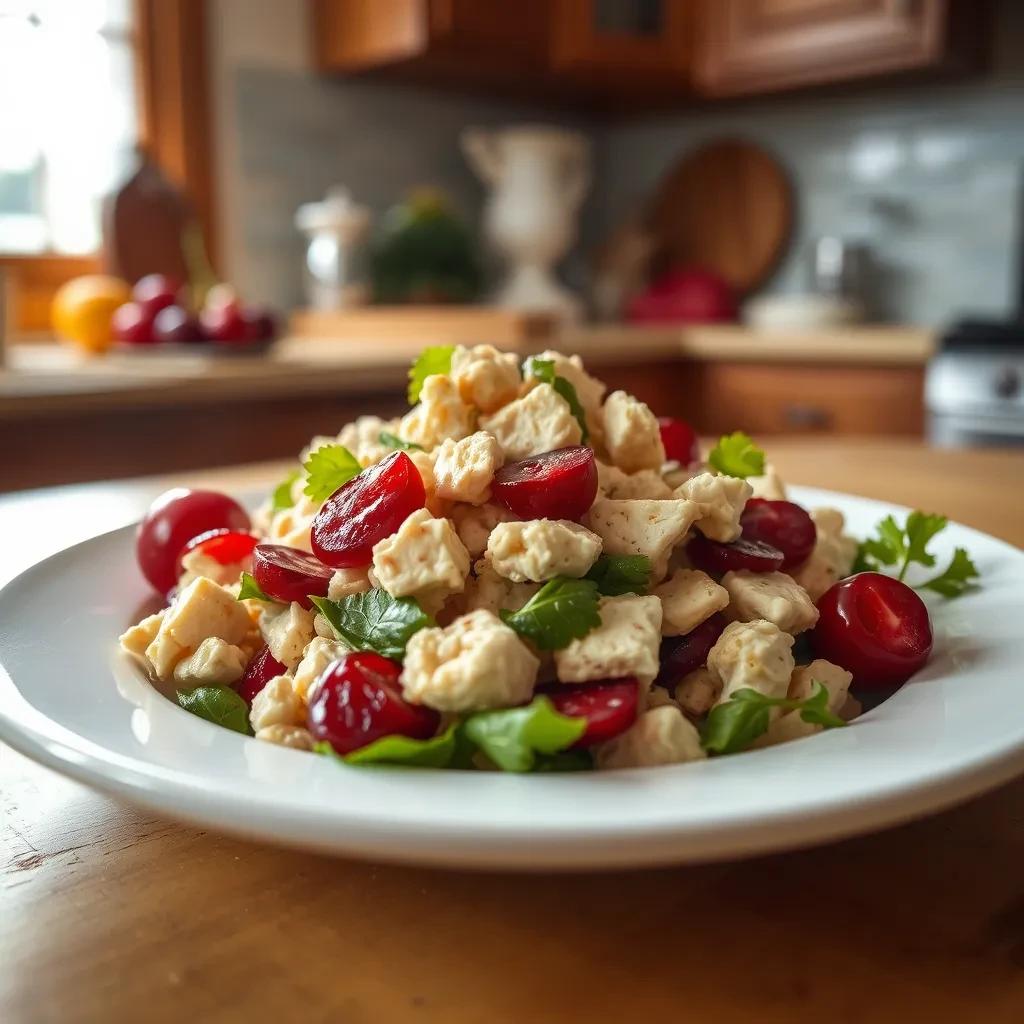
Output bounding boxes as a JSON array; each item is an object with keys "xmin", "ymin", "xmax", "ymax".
[
  {"xmin": 378, "ymin": 431, "xmax": 424, "ymax": 453},
  {"xmin": 177, "ymin": 685, "xmax": 251, "ymax": 735},
  {"xmin": 303, "ymin": 444, "xmax": 362, "ymax": 503},
  {"xmin": 237, "ymin": 571, "xmax": 276, "ymax": 603},
  {"xmin": 500, "ymin": 577, "xmax": 602, "ymax": 651},
  {"xmin": 315, "ymin": 724, "xmax": 460, "ymax": 768},
  {"xmin": 407, "ymin": 345, "xmax": 455, "ymax": 404},
  {"xmin": 526, "ymin": 357, "xmax": 589, "ymax": 443},
  {"xmin": 270, "ymin": 469, "xmax": 301, "ymax": 512},
  {"xmin": 585, "ymin": 554, "xmax": 652, "ymax": 597},
  {"xmin": 707, "ymin": 431, "xmax": 766, "ymax": 479},
  {"xmin": 311, "ymin": 591, "xmax": 433, "ymax": 661}
]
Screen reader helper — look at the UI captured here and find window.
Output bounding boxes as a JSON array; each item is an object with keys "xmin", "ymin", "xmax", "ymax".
[{"xmin": 0, "ymin": 0, "xmax": 140, "ymax": 255}]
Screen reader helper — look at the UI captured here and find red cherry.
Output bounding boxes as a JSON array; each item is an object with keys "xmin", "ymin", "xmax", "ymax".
[
  {"xmin": 658, "ymin": 417, "xmax": 699, "ymax": 465},
  {"xmin": 136, "ymin": 488, "xmax": 250, "ymax": 593},
  {"xmin": 655, "ymin": 614, "xmax": 727, "ymax": 687},
  {"xmin": 491, "ymin": 446, "xmax": 598, "ymax": 522},
  {"xmin": 811, "ymin": 573, "xmax": 933, "ymax": 689},
  {"xmin": 181, "ymin": 529, "xmax": 258, "ymax": 567},
  {"xmin": 153, "ymin": 304, "xmax": 205, "ymax": 344},
  {"xmin": 133, "ymin": 273, "xmax": 182, "ymax": 317},
  {"xmin": 740, "ymin": 499, "xmax": 816, "ymax": 570},
  {"xmin": 687, "ymin": 535, "xmax": 784, "ymax": 576},
  {"xmin": 307, "ymin": 652, "xmax": 440, "ymax": 755},
  {"xmin": 112, "ymin": 301, "xmax": 156, "ymax": 345},
  {"xmin": 542, "ymin": 679, "xmax": 639, "ymax": 748},
  {"xmin": 311, "ymin": 451, "xmax": 426, "ymax": 568},
  {"xmin": 200, "ymin": 303, "xmax": 249, "ymax": 343},
  {"xmin": 236, "ymin": 644, "xmax": 288, "ymax": 705},
  {"xmin": 252, "ymin": 544, "xmax": 334, "ymax": 608},
  {"xmin": 243, "ymin": 306, "xmax": 277, "ymax": 341}
]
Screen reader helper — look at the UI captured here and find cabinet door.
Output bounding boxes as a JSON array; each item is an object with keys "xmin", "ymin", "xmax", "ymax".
[
  {"xmin": 697, "ymin": 0, "xmax": 955, "ymax": 96},
  {"xmin": 551, "ymin": 0, "xmax": 693, "ymax": 81}
]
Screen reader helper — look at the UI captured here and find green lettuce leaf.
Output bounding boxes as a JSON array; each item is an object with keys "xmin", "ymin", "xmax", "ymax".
[
  {"xmin": 310, "ymin": 591, "xmax": 433, "ymax": 661},
  {"xmin": 176, "ymin": 685, "xmax": 250, "ymax": 735},
  {"xmin": 499, "ymin": 577, "xmax": 601, "ymax": 651},
  {"xmin": 461, "ymin": 696, "xmax": 586, "ymax": 773},
  {"xmin": 271, "ymin": 469, "xmax": 301, "ymax": 512},
  {"xmin": 314, "ymin": 724, "xmax": 459, "ymax": 768},
  {"xmin": 584, "ymin": 554, "xmax": 652, "ymax": 596}
]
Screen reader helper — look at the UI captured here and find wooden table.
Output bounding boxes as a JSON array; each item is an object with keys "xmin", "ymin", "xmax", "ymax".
[{"xmin": 2, "ymin": 440, "xmax": 1023, "ymax": 1023}]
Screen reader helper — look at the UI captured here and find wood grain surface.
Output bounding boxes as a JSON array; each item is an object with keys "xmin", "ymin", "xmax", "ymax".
[{"xmin": 2, "ymin": 440, "xmax": 1024, "ymax": 1023}]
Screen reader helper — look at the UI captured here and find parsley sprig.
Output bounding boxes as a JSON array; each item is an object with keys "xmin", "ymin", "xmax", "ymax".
[
  {"xmin": 303, "ymin": 444, "xmax": 362, "ymax": 503},
  {"xmin": 408, "ymin": 345, "xmax": 455, "ymax": 404},
  {"xmin": 856, "ymin": 511, "xmax": 980, "ymax": 598},
  {"xmin": 707, "ymin": 431, "xmax": 766, "ymax": 478},
  {"xmin": 526, "ymin": 357, "xmax": 589, "ymax": 443},
  {"xmin": 499, "ymin": 577, "xmax": 601, "ymax": 651},
  {"xmin": 702, "ymin": 682, "xmax": 845, "ymax": 755}
]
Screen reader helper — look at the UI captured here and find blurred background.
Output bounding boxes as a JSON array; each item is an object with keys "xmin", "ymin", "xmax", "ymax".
[{"xmin": 1, "ymin": 0, "xmax": 1022, "ymax": 491}]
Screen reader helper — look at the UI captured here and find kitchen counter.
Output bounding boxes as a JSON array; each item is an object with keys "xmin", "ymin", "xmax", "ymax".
[
  {"xmin": 0, "ymin": 324, "xmax": 933, "ymax": 418},
  {"xmin": 2, "ymin": 439, "xmax": 1023, "ymax": 1024}
]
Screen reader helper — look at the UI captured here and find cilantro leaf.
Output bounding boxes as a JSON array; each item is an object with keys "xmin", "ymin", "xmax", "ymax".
[
  {"xmin": 310, "ymin": 591, "xmax": 433, "ymax": 661},
  {"xmin": 461, "ymin": 696, "xmax": 587, "ymax": 773},
  {"xmin": 408, "ymin": 345, "xmax": 455, "ymax": 404},
  {"xmin": 314, "ymin": 724, "xmax": 459, "ymax": 768},
  {"xmin": 303, "ymin": 444, "xmax": 362, "ymax": 503},
  {"xmin": 271, "ymin": 469, "xmax": 301, "ymax": 512},
  {"xmin": 702, "ymin": 681, "xmax": 845, "ymax": 755},
  {"xmin": 857, "ymin": 514, "xmax": 905, "ymax": 569},
  {"xmin": 237, "ymin": 571, "xmax": 275, "ymax": 603},
  {"xmin": 176, "ymin": 685, "xmax": 251, "ymax": 735},
  {"xmin": 499, "ymin": 577, "xmax": 601, "ymax": 651},
  {"xmin": 584, "ymin": 554, "xmax": 652, "ymax": 596},
  {"xmin": 379, "ymin": 430, "xmax": 423, "ymax": 453},
  {"xmin": 707, "ymin": 431, "xmax": 766, "ymax": 478},
  {"xmin": 527, "ymin": 357, "xmax": 589, "ymax": 443},
  {"xmin": 919, "ymin": 547, "xmax": 980, "ymax": 599}
]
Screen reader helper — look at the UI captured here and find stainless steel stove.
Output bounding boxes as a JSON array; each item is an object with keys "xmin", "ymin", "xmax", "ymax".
[{"xmin": 926, "ymin": 319, "xmax": 1024, "ymax": 447}]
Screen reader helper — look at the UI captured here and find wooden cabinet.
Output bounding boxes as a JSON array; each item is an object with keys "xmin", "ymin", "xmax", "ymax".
[
  {"xmin": 696, "ymin": 0, "xmax": 984, "ymax": 97},
  {"xmin": 312, "ymin": 0, "xmax": 986, "ymax": 108}
]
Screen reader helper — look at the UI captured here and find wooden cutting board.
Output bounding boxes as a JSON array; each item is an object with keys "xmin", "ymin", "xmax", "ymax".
[{"xmin": 646, "ymin": 139, "xmax": 793, "ymax": 295}]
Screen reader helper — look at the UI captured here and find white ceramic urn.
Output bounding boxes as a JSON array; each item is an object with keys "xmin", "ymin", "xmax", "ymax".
[{"xmin": 462, "ymin": 125, "xmax": 590, "ymax": 321}]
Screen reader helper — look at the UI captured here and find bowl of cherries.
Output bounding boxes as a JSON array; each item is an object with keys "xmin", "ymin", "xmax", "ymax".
[{"xmin": 112, "ymin": 275, "xmax": 277, "ymax": 353}]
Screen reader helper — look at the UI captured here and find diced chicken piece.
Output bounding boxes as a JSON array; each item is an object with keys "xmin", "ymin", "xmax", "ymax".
[
  {"xmin": 401, "ymin": 609, "xmax": 540, "ymax": 712},
  {"xmin": 371, "ymin": 508, "xmax": 471, "ymax": 613},
  {"xmin": 486, "ymin": 519, "xmax": 602, "ymax": 583},
  {"xmin": 433, "ymin": 431, "xmax": 504, "ymax": 506},
  {"xmin": 249, "ymin": 674, "xmax": 304, "ymax": 731},
  {"xmin": 172, "ymin": 637, "xmax": 248, "ymax": 688},
  {"xmin": 119, "ymin": 610, "xmax": 165, "ymax": 658},
  {"xmin": 259, "ymin": 601, "xmax": 315, "ymax": 671},
  {"xmin": 399, "ymin": 375, "xmax": 475, "ymax": 450},
  {"xmin": 674, "ymin": 667, "xmax": 722, "ymax": 718},
  {"xmin": 597, "ymin": 462, "xmax": 674, "ymax": 500},
  {"xmin": 146, "ymin": 577, "xmax": 254, "ymax": 680},
  {"xmin": 677, "ymin": 472, "xmax": 752, "ymax": 543},
  {"xmin": 266, "ymin": 492, "xmax": 319, "ymax": 553},
  {"xmin": 337, "ymin": 415, "xmax": 399, "ymax": 467},
  {"xmin": 478, "ymin": 382, "xmax": 582, "ymax": 461},
  {"xmin": 463, "ymin": 560, "xmax": 540, "ymax": 617},
  {"xmin": 450, "ymin": 502, "xmax": 517, "ymax": 559},
  {"xmin": 255, "ymin": 724, "xmax": 315, "ymax": 751},
  {"xmin": 327, "ymin": 566, "xmax": 372, "ymax": 601},
  {"xmin": 753, "ymin": 660, "xmax": 852, "ymax": 748},
  {"xmin": 748, "ymin": 464, "xmax": 788, "ymax": 501},
  {"xmin": 585, "ymin": 497, "xmax": 700, "ymax": 580},
  {"xmin": 292, "ymin": 635, "xmax": 349, "ymax": 701},
  {"xmin": 525, "ymin": 350, "xmax": 607, "ymax": 440},
  {"xmin": 721, "ymin": 570, "xmax": 819, "ymax": 635},
  {"xmin": 707, "ymin": 619, "xmax": 795, "ymax": 705},
  {"xmin": 594, "ymin": 706, "xmax": 706, "ymax": 770},
  {"xmin": 555, "ymin": 594, "xmax": 662, "ymax": 686},
  {"xmin": 790, "ymin": 507, "xmax": 859, "ymax": 602},
  {"xmin": 602, "ymin": 390, "xmax": 665, "ymax": 473},
  {"xmin": 450, "ymin": 344, "xmax": 522, "ymax": 413},
  {"xmin": 654, "ymin": 568, "xmax": 729, "ymax": 636}
]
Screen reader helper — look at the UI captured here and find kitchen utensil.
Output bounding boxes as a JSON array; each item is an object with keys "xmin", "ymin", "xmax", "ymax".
[{"xmin": 646, "ymin": 139, "xmax": 793, "ymax": 295}]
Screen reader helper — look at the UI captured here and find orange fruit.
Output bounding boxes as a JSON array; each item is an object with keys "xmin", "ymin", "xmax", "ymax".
[{"xmin": 52, "ymin": 275, "xmax": 132, "ymax": 354}]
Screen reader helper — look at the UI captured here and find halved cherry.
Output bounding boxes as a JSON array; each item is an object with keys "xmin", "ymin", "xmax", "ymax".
[
  {"xmin": 311, "ymin": 451, "xmax": 425, "ymax": 568},
  {"xmin": 657, "ymin": 417, "xmax": 699, "ymax": 465},
  {"xmin": 180, "ymin": 529, "xmax": 258, "ymax": 568},
  {"xmin": 740, "ymin": 499, "xmax": 816, "ymax": 570},
  {"xmin": 655, "ymin": 614, "xmax": 727, "ymax": 687},
  {"xmin": 253, "ymin": 544, "xmax": 334, "ymax": 608},
  {"xmin": 307, "ymin": 651, "xmax": 440, "ymax": 755},
  {"xmin": 492, "ymin": 446, "xmax": 597, "ymax": 522},
  {"xmin": 811, "ymin": 573, "xmax": 933, "ymax": 689},
  {"xmin": 236, "ymin": 644, "xmax": 288, "ymax": 705},
  {"xmin": 542, "ymin": 678, "xmax": 639, "ymax": 748},
  {"xmin": 687, "ymin": 534, "xmax": 784, "ymax": 576}
]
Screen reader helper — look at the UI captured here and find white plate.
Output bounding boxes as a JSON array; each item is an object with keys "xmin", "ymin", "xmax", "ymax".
[{"xmin": 0, "ymin": 486, "xmax": 1021, "ymax": 870}]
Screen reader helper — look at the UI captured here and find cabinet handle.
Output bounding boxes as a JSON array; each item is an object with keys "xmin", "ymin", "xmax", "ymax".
[{"xmin": 782, "ymin": 404, "xmax": 830, "ymax": 429}]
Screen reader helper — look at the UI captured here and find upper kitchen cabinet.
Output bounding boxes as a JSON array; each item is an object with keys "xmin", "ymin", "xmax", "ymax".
[{"xmin": 695, "ymin": 0, "xmax": 989, "ymax": 98}]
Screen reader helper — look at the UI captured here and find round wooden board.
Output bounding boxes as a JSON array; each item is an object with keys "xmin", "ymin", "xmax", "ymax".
[{"xmin": 646, "ymin": 139, "xmax": 793, "ymax": 295}]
